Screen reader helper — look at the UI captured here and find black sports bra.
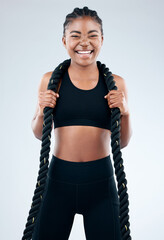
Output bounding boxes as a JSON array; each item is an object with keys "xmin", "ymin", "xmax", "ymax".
[{"xmin": 53, "ymin": 68, "xmax": 111, "ymax": 130}]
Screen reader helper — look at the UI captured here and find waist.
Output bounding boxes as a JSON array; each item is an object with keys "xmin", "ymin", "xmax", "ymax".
[
  {"xmin": 54, "ymin": 126, "xmax": 111, "ymax": 155},
  {"xmin": 47, "ymin": 154, "xmax": 114, "ymax": 184}
]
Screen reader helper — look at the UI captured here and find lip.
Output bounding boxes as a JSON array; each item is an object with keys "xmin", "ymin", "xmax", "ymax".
[
  {"xmin": 75, "ymin": 49, "xmax": 94, "ymax": 51},
  {"xmin": 75, "ymin": 49, "xmax": 94, "ymax": 52},
  {"xmin": 75, "ymin": 49, "xmax": 94, "ymax": 54}
]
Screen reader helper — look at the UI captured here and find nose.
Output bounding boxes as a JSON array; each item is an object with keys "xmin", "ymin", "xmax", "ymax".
[{"xmin": 79, "ymin": 36, "xmax": 90, "ymax": 46}]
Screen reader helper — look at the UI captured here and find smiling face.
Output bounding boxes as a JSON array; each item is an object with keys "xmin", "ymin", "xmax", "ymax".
[{"xmin": 62, "ymin": 16, "xmax": 104, "ymax": 67}]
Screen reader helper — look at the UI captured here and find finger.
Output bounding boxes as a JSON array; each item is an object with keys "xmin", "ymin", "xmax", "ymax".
[
  {"xmin": 104, "ymin": 93, "xmax": 110, "ymax": 99},
  {"xmin": 40, "ymin": 95, "xmax": 56, "ymax": 102},
  {"xmin": 48, "ymin": 95, "xmax": 58, "ymax": 101},
  {"xmin": 108, "ymin": 92, "xmax": 120, "ymax": 99},
  {"xmin": 42, "ymin": 101, "xmax": 56, "ymax": 108},
  {"xmin": 104, "ymin": 94, "xmax": 118, "ymax": 100},
  {"xmin": 46, "ymin": 93, "xmax": 59, "ymax": 100},
  {"xmin": 44, "ymin": 99, "xmax": 57, "ymax": 105},
  {"xmin": 47, "ymin": 90, "xmax": 59, "ymax": 97},
  {"xmin": 110, "ymin": 96, "xmax": 119, "ymax": 102},
  {"xmin": 106, "ymin": 89, "xmax": 117, "ymax": 95},
  {"xmin": 109, "ymin": 91, "xmax": 119, "ymax": 97},
  {"xmin": 109, "ymin": 90, "xmax": 118, "ymax": 94},
  {"xmin": 110, "ymin": 102, "xmax": 119, "ymax": 108}
]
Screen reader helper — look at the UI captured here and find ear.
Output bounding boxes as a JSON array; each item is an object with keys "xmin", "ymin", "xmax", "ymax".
[
  {"xmin": 101, "ymin": 35, "xmax": 104, "ymax": 46},
  {"xmin": 62, "ymin": 36, "xmax": 66, "ymax": 48}
]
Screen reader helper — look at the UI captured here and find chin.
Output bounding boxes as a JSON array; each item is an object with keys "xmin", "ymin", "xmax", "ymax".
[{"xmin": 74, "ymin": 59, "xmax": 96, "ymax": 66}]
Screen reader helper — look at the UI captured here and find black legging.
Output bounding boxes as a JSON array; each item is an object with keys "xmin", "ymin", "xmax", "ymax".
[{"xmin": 32, "ymin": 154, "xmax": 122, "ymax": 240}]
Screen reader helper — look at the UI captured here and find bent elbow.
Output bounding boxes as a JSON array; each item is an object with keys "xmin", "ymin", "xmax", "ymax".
[
  {"xmin": 121, "ymin": 132, "xmax": 133, "ymax": 149},
  {"xmin": 120, "ymin": 142, "xmax": 128, "ymax": 149}
]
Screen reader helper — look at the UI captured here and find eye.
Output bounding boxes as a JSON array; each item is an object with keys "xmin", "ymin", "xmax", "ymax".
[{"xmin": 71, "ymin": 35, "xmax": 98, "ymax": 38}]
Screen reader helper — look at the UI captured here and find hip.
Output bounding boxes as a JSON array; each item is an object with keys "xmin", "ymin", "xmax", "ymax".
[{"xmin": 47, "ymin": 154, "xmax": 114, "ymax": 185}]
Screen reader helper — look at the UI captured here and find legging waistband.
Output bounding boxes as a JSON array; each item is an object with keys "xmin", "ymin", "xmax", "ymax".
[{"xmin": 47, "ymin": 154, "xmax": 114, "ymax": 184}]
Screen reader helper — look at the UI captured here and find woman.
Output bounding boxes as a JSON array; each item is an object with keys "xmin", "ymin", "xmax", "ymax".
[{"xmin": 22, "ymin": 6, "xmax": 132, "ymax": 240}]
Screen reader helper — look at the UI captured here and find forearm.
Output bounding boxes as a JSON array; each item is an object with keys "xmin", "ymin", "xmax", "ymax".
[
  {"xmin": 120, "ymin": 111, "xmax": 133, "ymax": 149},
  {"xmin": 31, "ymin": 112, "xmax": 44, "ymax": 141}
]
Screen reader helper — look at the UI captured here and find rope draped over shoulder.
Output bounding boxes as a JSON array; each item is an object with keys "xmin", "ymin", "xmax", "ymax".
[{"xmin": 21, "ymin": 58, "xmax": 132, "ymax": 240}]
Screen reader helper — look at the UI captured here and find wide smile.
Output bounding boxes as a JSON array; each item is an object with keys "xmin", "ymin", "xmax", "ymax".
[{"xmin": 74, "ymin": 50, "xmax": 94, "ymax": 58}]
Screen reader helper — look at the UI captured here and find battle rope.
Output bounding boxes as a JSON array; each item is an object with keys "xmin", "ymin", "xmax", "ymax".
[{"xmin": 21, "ymin": 58, "xmax": 131, "ymax": 240}]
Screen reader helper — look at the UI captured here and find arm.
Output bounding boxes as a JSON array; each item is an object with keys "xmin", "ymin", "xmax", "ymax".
[
  {"xmin": 113, "ymin": 74, "xmax": 133, "ymax": 149},
  {"xmin": 31, "ymin": 72, "xmax": 53, "ymax": 141},
  {"xmin": 120, "ymin": 111, "xmax": 133, "ymax": 149}
]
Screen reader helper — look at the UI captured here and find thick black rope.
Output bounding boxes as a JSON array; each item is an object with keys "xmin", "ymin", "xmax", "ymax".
[
  {"xmin": 21, "ymin": 58, "xmax": 132, "ymax": 240},
  {"xmin": 98, "ymin": 62, "xmax": 131, "ymax": 239}
]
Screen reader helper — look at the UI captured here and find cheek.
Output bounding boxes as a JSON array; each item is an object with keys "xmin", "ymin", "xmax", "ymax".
[
  {"xmin": 96, "ymin": 44, "xmax": 102, "ymax": 50},
  {"xmin": 91, "ymin": 42, "xmax": 101, "ymax": 51},
  {"xmin": 65, "ymin": 39, "xmax": 76, "ymax": 49}
]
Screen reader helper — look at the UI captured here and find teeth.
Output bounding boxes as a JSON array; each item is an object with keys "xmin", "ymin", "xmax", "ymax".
[{"xmin": 77, "ymin": 50, "xmax": 92, "ymax": 54}]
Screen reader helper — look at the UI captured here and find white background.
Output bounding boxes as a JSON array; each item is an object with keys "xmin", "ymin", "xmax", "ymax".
[{"xmin": 1, "ymin": 0, "xmax": 164, "ymax": 239}]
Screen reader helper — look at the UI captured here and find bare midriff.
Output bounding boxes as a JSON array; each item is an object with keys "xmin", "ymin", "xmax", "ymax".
[{"xmin": 53, "ymin": 126, "xmax": 111, "ymax": 162}]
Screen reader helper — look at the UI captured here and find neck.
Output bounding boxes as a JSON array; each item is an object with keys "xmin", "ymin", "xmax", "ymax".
[{"xmin": 69, "ymin": 59, "xmax": 98, "ymax": 79}]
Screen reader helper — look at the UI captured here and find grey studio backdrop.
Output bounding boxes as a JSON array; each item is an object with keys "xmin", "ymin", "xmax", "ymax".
[{"xmin": 1, "ymin": 0, "xmax": 164, "ymax": 239}]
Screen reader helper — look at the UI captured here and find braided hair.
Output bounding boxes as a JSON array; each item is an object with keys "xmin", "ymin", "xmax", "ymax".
[{"xmin": 21, "ymin": 6, "xmax": 132, "ymax": 240}]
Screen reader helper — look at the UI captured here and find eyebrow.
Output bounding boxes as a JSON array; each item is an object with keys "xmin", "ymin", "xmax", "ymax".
[{"xmin": 69, "ymin": 30, "xmax": 99, "ymax": 34}]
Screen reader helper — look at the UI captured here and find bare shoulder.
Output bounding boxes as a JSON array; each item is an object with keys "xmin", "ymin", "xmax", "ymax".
[
  {"xmin": 42, "ymin": 71, "xmax": 53, "ymax": 79},
  {"xmin": 39, "ymin": 71, "xmax": 53, "ymax": 92},
  {"xmin": 112, "ymin": 73, "xmax": 128, "ymax": 102},
  {"xmin": 111, "ymin": 73, "xmax": 125, "ymax": 88}
]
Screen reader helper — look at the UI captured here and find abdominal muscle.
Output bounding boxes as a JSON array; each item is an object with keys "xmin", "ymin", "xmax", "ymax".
[{"xmin": 53, "ymin": 126, "xmax": 111, "ymax": 162}]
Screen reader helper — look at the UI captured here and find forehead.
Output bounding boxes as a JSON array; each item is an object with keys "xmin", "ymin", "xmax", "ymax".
[{"xmin": 65, "ymin": 16, "xmax": 101, "ymax": 34}]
